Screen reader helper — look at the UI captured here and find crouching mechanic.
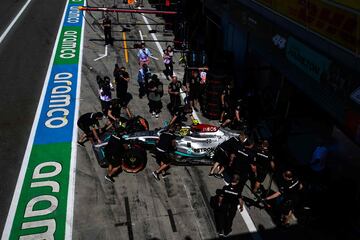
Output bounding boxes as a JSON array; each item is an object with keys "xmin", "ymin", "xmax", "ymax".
[
  {"xmin": 77, "ymin": 112, "xmax": 104, "ymax": 146},
  {"xmin": 168, "ymin": 104, "xmax": 196, "ymax": 127},
  {"xmin": 104, "ymin": 128, "xmax": 129, "ymax": 183},
  {"xmin": 152, "ymin": 125, "xmax": 177, "ymax": 180}
]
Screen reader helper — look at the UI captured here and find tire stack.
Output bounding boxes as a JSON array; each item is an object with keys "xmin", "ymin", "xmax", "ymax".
[{"xmin": 203, "ymin": 72, "xmax": 227, "ymax": 120}]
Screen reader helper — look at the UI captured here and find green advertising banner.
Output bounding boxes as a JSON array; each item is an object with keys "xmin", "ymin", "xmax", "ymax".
[{"xmin": 2, "ymin": 0, "xmax": 85, "ymax": 239}]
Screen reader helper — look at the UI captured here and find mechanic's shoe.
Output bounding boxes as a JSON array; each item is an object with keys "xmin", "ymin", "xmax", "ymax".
[
  {"xmin": 208, "ymin": 172, "xmax": 214, "ymax": 177},
  {"xmin": 77, "ymin": 141, "xmax": 85, "ymax": 147},
  {"xmin": 155, "ymin": 114, "xmax": 159, "ymax": 118},
  {"xmin": 214, "ymin": 173, "xmax": 224, "ymax": 179},
  {"xmin": 152, "ymin": 171, "xmax": 160, "ymax": 181},
  {"xmin": 105, "ymin": 175, "xmax": 115, "ymax": 183},
  {"xmin": 152, "ymin": 112, "xmax": 156, "ymax": 117},
  {"xmin": 161, "ymin": 172, "xmax": 170, "ymax": 179}
]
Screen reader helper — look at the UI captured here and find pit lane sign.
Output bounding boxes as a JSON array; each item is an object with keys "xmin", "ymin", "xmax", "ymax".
[{"xmin": 2, "ymin": 0, "xmax": 84, "ymax": 239}]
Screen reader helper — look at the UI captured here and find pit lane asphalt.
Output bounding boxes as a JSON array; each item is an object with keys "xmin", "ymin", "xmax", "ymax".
[
  {"xmin": 73, "ymin": 0, "xmax": 259, "ymax": 239},
  {"xmin": 0, "ymin": 0, "xmax": 67, "ymax": 235},
  {"xmin": 0, "ymin": 0, "xmax": 27, "ymax": 35}
]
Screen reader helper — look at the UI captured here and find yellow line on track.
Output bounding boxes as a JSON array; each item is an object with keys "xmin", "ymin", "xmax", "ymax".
[{"xmin": 122, "ymin": 31, "xmax": 129, "ymax": 63}]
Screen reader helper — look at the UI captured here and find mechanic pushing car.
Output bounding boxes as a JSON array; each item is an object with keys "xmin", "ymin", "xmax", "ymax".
[
  {"xmin": 249, "ymin": 140, "xmax": 276, "ymax": 194},
  {"xmin": 77, "ymin": 112, "xmax": 104, "ymax": 146},
  {"xmin": 152, "ymin": 125, "xmax": 177, "ymax": 180},
  {"xmin": 104, "ymin": 128, "xmax": 129, "ymax": 183},
  {"xmin": 168, "ymin": 104, "xmax": 196, "ymax": 127}
]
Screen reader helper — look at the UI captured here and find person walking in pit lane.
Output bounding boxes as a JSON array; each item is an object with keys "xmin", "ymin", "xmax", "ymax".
[
  {"xmin": 113, "ymin": 64, "xmax": 130, "ymax": 103},
  {"xmin": 210, "ymin": 189, "xmax": 228, "ymax": 237},
  {"xmin": 222, "ymin": 174, "xmax": 244, "ymax": 237},
  {"xmin": 168, "ymin": 75, "xmax": 187, "ymax": 114},
  {"xmin": 138, "ymin": 64, "xmax": 151, "ymax": 99},
  {"xmin": 219, "ymin": 84, "xmax": 232, "ymax": 124},
  {"xmin": 98, "ymin": 76, "xmax": 114, "ymax": 116},
  {"xmin": 152, "ymin": 125, "xmax": 177, "ymax": 180},
  {"xmin": 137, "ymin": 42, "xmax": 151, "ymax": 67},
  {"xmin": 163, "ymin": 46, "xmax": 174, "ymax": 80},
  {"xmin": 77, "ymin": 112, "xmax": 104, "ymax": 146},
  {"xmin": 147, "ymin": 74, "xmax": 164, "ymax": 118},
  {"xmin": 185, "ymin": 70, "xmax": 201, "ymax": 112},
  {"xmin": 103, "ymin": 15, "xmax": 113, "ymax": 46}
]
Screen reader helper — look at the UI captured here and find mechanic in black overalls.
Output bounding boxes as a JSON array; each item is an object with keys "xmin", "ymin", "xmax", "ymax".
[
  {"xmin": 265, "ymin": 170, "xmax": 303, "ymax": 226},
  {"xmin": 104, "ymin": 129, "xmax": 128, "ymax": 183},
  {"xmin": 168, "ymin": 75, "xmax": 186, "ymax": 114},
  {"xmin": 222, "ymin": 174, "xmax": 244, "ymax": 237},
  {"xmin": 249, "ymin": 140, "xmax": 275, "ymax": 194},
  {"xmin": 223, "ymin": 131, "xmax": 254, "ymax": 185},
  {"xmin": 152, "ymin": 126, "xmax": 177, "ymax": 180},
  {"xmin": 114, "ymin": 65, "xmax": 130, "ymax": 102},
  {"xmin": 221, "ymin": 99, "xmax": 246, "ymax": 130},
  {"xmin": 77, "ymin": 112, "xmax": 104, "ymax": 145},
  {"xmin": 210, "ymin": 189, "xmax": 227, "ymax": 237},
  {"xmin": 103, "ymin": 15, "xmax": 112, "ymax": 45},
  {"xmin": 107, "ymin": 99, "xmax": 131, "ymax": 129},
  {"xmin": 219, "ymin": 84, "xmax": 232, "ymax": 124},
  {"xmin": 168, "ymin": 104, "xmax": 194, "ymax": 127},
  {"xmin": 208, "ymin": 136, "xmax": 239, "ymax": 178}
]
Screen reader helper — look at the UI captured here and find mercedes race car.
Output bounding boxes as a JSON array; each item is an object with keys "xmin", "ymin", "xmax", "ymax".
[
  {"xmin": 92, "ymin": 116, "xmax": 241, "ymax": 171},
  {"xmin": 123, "ymin": 123, "xmax": 240, "ymax": 165}
]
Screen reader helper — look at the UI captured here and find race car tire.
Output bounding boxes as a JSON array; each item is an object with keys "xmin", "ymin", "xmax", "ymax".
[{"xmin": 122, "ymin": 145, "xmax": 147, "ymax": 173}]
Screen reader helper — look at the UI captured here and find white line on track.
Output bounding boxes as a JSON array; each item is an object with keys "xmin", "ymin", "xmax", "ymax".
[
  {"xmin": 139, "ymin": 8, "xmax": 263, "ymax": 240},
  {"xmin": 66, "ymin": 0, "xmax": 86, "ymax": 237},
  {"xmin": 139, "ymin": 11, "xmax": 163, "ymax": 54},
  {"xmin": 0, "ymin": 0, "xmax": 32, "ymax": 44},
  {"xmin": 1, "ymin": 0, "xmax": 70, "ymax": 239},
  {"xmin": 139, "ymin": 29, "xmax": 144, "ymax": 41},
  {"xmin": 239, "ymin": 206, "xmax": 263, "ymax": 240},
  {"xmin": 94, "ymin": 45, "xmax": 108, "ymax": 61}
]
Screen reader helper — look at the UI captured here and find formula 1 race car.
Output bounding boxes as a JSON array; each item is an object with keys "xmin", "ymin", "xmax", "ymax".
[{"xmin": 123, "ymin": 123, "xmax": 240, "ymax": 165}]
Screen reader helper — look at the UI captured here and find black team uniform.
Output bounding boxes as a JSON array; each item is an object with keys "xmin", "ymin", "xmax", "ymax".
[
  {"xmin": 152, "ymin": 130, "xmax": 176, "ymax": 180},
  {"xmin": 103, "ymin": 17, "xmax": 112, "ymax": 45}
]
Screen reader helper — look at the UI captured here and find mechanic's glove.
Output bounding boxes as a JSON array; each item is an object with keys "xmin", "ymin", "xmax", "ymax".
[{"xmin": 192, "ymin": 119, "xmax": 200, "ymax": 125}]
